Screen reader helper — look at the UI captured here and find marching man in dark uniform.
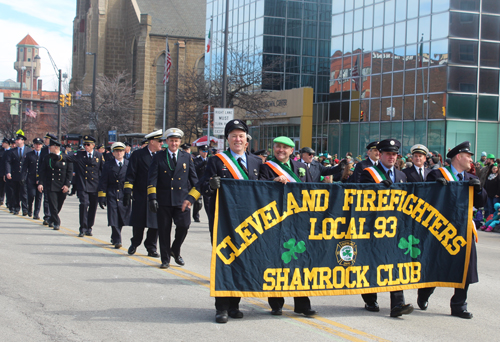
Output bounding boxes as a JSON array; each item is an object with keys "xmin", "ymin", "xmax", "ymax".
[
  {"xmin": 40, "ymin": 133, "xmax": 57, "ymax": 225},
  {"xmin": 21, "ymin": 138, "xmax": 44, "ymax": 219},
  {"xmin": 182, "ymin": 119, "xmax": 262, "ymax": 324},
  {"xmin": 2, "ymin": 138, "xmax": 15, "ymax": 212},
  {"xmin": 98, "ymin": 142, "xmax": 131, "ymax": 249},
  {"xmin": 124, "ymin": 142, "xmax": 132, "ymax": 160},
  {"xmin": 5, "ymin": 131, "xmax": 32, "ymax": 215},
  {"xmin": 259, "ymin": 136, "xmax": 317, "ymax": 317},
  {"xmin": 359, "ymin": 139, "xmax": 414, "ymax": 317},
  {"xmin": 352, "ymin": 141, "xmax": 380, "ymax": 183},
  {"xmin": 123, "ymin": 130, "xmax": 163, "ymax": 258},
  {"xmin": 0, "ymin": 137, "xmax": 12, "ymax": 207},
  {"xmin": 299, "ymin": 146, "xmax": 341, "ymax": 183},
  {"xmin": 63, "ymin": 135, "xmax": 104, "ymax": 237},
  {"xmin": 403, "ymin": 144, "xmax": 431, "ymax": 182},
  {"xmin": 38, "ymin": 138, "xmax": 73, "ymax": 230},
  {"xmin": 192, "ymin": 145, "xmax": 209, "ymax": 222},
  {"xmin": 422, "ymin": 141, "xmax": 486, "ymax": 319},
  {"xmin": 147, "ymin": 128, "xmax": 198, "ymax": 269}
]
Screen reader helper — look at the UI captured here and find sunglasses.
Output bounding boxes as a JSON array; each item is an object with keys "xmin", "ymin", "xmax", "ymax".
[{"xmin": 83, "ymin": 143, "xmax": 91, "ymax": 146}]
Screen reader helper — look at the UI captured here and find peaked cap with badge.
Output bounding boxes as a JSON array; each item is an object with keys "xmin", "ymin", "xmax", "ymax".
[
  {"xmin": 224, "ymin": 119, "xmax": 248, "ymax": 139},
  {"xmin": 164, "ymin": 128, "xmax": 184, "ymax": 139},
  {"xmin": 411, "ymin": 144, "xmax": 429, "ymax": 156},
  {"xmin": 447, "ymin": 141, "xmax": 473, "ymax": 159},
  {"xmin": 83, "ymin": 135, "xmax": 96, "ymax": 144},
  {"xmin": 111, "ymin": 142, "xmax": 126, "ymax": 151},
  {"xmin": 377, "ymin": 139, "xmax": 401, "ymax": 153},
  {"xmin": 145, "ymin": 129, "xmax": 163, "ymax": 140}
]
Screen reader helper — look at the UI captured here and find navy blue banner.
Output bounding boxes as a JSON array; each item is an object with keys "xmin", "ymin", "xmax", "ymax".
[{"xmin": 211, "ymin": 180, "xmax": 473, "ymax": 297}]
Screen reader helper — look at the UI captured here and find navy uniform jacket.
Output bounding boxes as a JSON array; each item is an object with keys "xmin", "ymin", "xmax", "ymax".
[
  {"xmin": 98, "ymin": 159, "xmax": 131, "ymax": 227},
  {"xmin": 21, "ymin": 150, "xmax": 42, "ymax": 185},
  {"xmin": 359, "ymin": 163, "xmax": 407, "ymax": 184},
  {"xmin": 0, "ymin": 148, "xmax": 8, "ymax": 177},
  {"xmin": 124, "ymin": 146, "xmax": 157, "ymax": 228},
  {"xmin": 103, "ymin": 152, "xmax": 114, "ymax": 162},
  {"xmin": 64, "ymin": 151, "xmax": 104, "ymax": 192},
  {"xmin": 193, "ymin": 155, "xmax": 208, "ymax": 180},
  {"xmin": 402, "ymin": 165, "xmax": 431, "ymax": 183},
  {"xmin": 306, "ymin": 160, "xmax": 341, "ymax": 183},
  {"xmin": 147, "ymin": 150, "xmax": 198, "ymax": 206},
  {"xmin": 5, "ymin": 146, "xmax": 32, "ymax": 181},
  {"xmin": 39, "ymin": 145, "xmax": 49, "ymax": 161},
  {"xmin": 259, "ymin": 158, "xmax": 312, "ymax": 182},
  {"xmin": 38, "ymin": 155, "xmax": 73, "ymax": 191},
  {"xmin": 352, "ymin": 158, "xmax": 376, "ymax": 183},
  {"xmin": 427, "ymin": 168, "xmax": 486, "ymax": 284}
]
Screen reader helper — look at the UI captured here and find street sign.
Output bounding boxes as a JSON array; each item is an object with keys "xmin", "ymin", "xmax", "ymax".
[
  {"xmin": 0, "ymin": 92, "xmax": 4, "ymax": 102},
  {"xmin": 213, "ymin": 108, "xmax": 234, "ymax": 136},
  {"xmin": 108, "ymin": 130, "xmax": 117, "ymax": 142},
  {"xmin": 217, "ymin": 138, "xmax": 225, "ymax": 150}
]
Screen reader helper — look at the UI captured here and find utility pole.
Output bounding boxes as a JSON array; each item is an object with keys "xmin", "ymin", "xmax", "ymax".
[
  {"xmin": 19, "ymin": 66, "xmax": 26, "ymax": 131},
  {"xmin": 57, "ymin": 69, "xmax": 62, "ymax": 141},
  {"xmin": 221, "ymin": 0, "xmax": 229, "ymax": 108}
]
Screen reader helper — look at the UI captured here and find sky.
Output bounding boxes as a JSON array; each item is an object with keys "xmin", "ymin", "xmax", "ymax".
[{"xmin": 0, "ymin": 0, "xmax": 75, "ymax": 92}]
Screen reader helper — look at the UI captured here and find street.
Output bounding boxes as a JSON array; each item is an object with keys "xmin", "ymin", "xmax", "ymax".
[{"xmin": 1, "ymin": 196, "xmax": 499, "ymax": 342}]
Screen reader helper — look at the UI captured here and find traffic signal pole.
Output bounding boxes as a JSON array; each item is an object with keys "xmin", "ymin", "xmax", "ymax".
[{"xmin": 57, "ymin": 69, "xmax": 62, "ymax": 141}]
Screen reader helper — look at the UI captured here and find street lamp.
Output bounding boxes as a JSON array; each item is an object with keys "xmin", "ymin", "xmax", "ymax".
[
  {"xmin": 86, "ymin": 52, "xmax": 97, "ymax": 134},
  {"xmin": 19, "ymin": 66, "xmax": 26, "ymax": 130}
]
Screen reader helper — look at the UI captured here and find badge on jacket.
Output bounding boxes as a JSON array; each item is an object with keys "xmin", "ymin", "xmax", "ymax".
[{"xmin": 183, "ymin": 163, "xmax": 186, "ymax": 169}]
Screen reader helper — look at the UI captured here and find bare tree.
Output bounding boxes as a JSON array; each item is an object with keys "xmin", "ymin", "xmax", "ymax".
[
  {"xmin": 0, "ymin": 101, "xmax": 39, "ymax": 140},
  {"xmin": 67, "ymin": 71, "xmax": 137, "ymax": 144}
]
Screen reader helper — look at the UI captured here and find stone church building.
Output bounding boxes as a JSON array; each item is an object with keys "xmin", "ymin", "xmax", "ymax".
[{"xmin": 70, "ymin": 0, "xmax": 206, "ymax": 134}]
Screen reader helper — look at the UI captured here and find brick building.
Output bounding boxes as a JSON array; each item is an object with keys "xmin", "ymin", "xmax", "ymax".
[{"xmin": 70, "ymin": 0, "xmax": 206, "ymax": 134}]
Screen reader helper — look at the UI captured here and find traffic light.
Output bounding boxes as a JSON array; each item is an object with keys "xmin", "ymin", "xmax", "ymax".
[
  {"xmin": 65, "ymin": 93, "xmax": 72, "ymax": 107},
  {"xmin": 59, "ymin": 94, "xmax": 65, "ymax": 107},
  {"xmin": 442, "ymin": 106, "xmax": 446, "ymax": 117},
  {"xmin": 360, "ymin": 111, "xmax": 364, "ymax": 121}
]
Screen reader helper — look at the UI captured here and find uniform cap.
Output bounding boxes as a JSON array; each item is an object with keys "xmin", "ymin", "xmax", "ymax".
[
  {"xmin": 33, "ymin": 137, "xmax": 43, "ymax": 144},
  {"xmin": 377, "ymin": 139, "xmax": 401, "ymax": 153},
  {"xmin": 83, "ymin": 135, "xmax": 96, "ymax": 144},
  {"xmin": 254, "ymin": 149, "xmax": 269, "ymax": 157},
  {"xmin": 366, "ymin": 141, "xmax": 379, "ymax": 150},
  {"xmin": 2, "ymin": 137, "xmax": 10, "ymax": 144},
  {"xmin": 45, "ymin": 133, "xmax": 57, "ymax": 140},
  {"xmin": 49, "ymin": 138, "xmax": 61, "ymax": 147},
  {"xmin": 97, "ymin": 144, "xmax": 105, "ymax": 149},
  {"xmin": 180, "ymin": 143, "xmax": 191, "ymax": 150},
  {"xmin": 410, "ymin": 144, "xmax": 429, "ymax": 156},
  {"xmin": 273, "ymin": 136, "xmax": 295, "ymax": 148},
  {"xmin": 224, "ymin": 119, "xmax": 248, "ymax": 139},
  {"xmin": 198, "ymin": 145, "xmax": 208, "ymax": 151},
  {"xmin": 15, "ymin": 133, "xmax": 27, "ymax": 141},
  {"xmin": 124, "ymin": 141, "xmax": 131, "ymax": 147},
  {"xmin": 111, "ymin": 142, "xmax": 125, "ymax": 151},
  {"xmin": 447, "ymin": 141, "xmax": 474, "ymax": 158},
  {"xmin": 164, "ymin": 128, "xmax": 184, "ymax": 139},
  {"xmin": 140, "ymin": 138, "xmax": 148, "ymax": 145},
  {"xmin": 300, "ymin": 147, "xmax": 315, "ymax": 155},
  {"xmin": 145, "ymin": 129, "xmax": 163, "ymax": 140}
]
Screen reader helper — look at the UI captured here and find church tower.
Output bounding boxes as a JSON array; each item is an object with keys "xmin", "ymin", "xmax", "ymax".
[{"xmin": 14, "ymin": 34, "xmax": 41, "ymax": 91}]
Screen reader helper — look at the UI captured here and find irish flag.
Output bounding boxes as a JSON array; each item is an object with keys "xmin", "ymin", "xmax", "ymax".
[{"xmin": 207, "ymin": 29, "xmax": 211, "ymax": 53}]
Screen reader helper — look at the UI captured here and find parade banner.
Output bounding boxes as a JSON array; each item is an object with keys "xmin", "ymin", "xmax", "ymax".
[{"xmin": 210, "ymin": 180, "xmax": 474, "ymax": 297}]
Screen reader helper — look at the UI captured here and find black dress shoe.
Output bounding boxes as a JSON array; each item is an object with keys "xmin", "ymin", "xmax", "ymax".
[
  {"xmin": 13, "ymin": 212, "xmax": 18, "ymax": 215},
  {"xmin": 114, "ymin": 243, "xmax": 122, "ymax": 249},
  {"xmin": 271, "ymin": 308, "xmax": 282, "ymax": 316},
  {"xmin": 85, "ymin": 232, "xmax": 93, "ymax": 236},
  {"xmin": 78, "ymin": 233, "xmax": 84, "ymax": 237},
  {"xmin": 48, "ymin": 222, "xmax": 54, "ymax": 228},
  {"xmin": 43, "ymin": 220, "xmax": 49, "ymax": 225},
  {"xmin": 148, "ymin": 251, "xmax": 160, "ymax": 258},
  {"xmin": 294, "ymin": 308, "xmax": 317, "ymax": 316},
  {"xmin": 53, "ymin": 225, "xmax": 60, "ymax": 230},
  {"xmin": 215, "ymin": 310, "xmax": 228, "ymax": 323},
  {"xmin": 128, "ymin": 245, "xmax": 137, "ymax": 255},
  {"xmin": 365, "ymin": 302, "xmax": 380, "ymax": 312},
  {"xmin": 228, "ymin": 309, "xmax": 244, "ymax": 318},
  {"xmin": 451, "ymin": 310, "xmax": 473, "ymax": 319},
  {"xmin": 160, "ymin": 262, "xmax": 170, "ymax": 269},
  {"xmin": 417, "ymin": 297, "xmax": 428, "ymax": 310},
  {"xmin": 194, "ymin": 219, "xmax": 200, "ymax": 222},
  {"xmin": 170, "ymin": 252, "xmax": 185, "ymax": 266},
  {"xmin": 33, "ymin": 216, "xmax": 40, "ymax": 220},
  {"xmin": 390, "ymin": 304, "xmax": 414, "ymax": 317}
]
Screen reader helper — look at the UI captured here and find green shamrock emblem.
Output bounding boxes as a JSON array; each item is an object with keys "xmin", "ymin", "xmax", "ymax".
[
  {"xmin": 342, "ymin": 248, "xmax": 352, "ymax": 258},
  {"xmin": 281, "ymin": 238, "xmax": 306, "ymax": 264},
  {"xmin": 398, "ymin": 235, "xmax": 421, "ymax": 258},
  {"xmin": 298, "ymin": 168, "xmax": 306, "ymax": 177}
]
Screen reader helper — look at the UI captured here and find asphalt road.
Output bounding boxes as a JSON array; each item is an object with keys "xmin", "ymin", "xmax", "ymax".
[{"xmin": 1, "ymin": 196, "xmax": 499, "ymax": 342}]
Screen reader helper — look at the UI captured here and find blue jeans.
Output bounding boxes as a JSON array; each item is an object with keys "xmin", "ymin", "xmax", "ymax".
[{"xmin": 486, "ymin": 197, "xmax": 496, "ymax": 218}]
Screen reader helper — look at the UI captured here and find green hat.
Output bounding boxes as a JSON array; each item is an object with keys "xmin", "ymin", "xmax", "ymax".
[
  {"xmin": 487, "ymin": 153, "xmax": 495, "ymax": 159},
  {"xmin": 273, "ymin": 136, "xmax": 295, "ymax": 148}
]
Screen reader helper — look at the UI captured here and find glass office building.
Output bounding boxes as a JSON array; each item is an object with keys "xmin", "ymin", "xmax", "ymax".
[{"xmin": 208, "ymin": 0, "xmax": 500, "ymax": 157}]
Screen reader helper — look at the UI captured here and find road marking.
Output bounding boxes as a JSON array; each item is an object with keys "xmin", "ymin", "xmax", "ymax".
[{"xmin": 2, "ymin": 207, "xmax": 389, "ymax": 341}]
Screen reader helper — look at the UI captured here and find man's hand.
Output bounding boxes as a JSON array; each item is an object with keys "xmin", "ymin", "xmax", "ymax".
[
  {"xmin": 62, "ymin": 185, "xmax": 69, "ymax": 193},
  {"xmin": 436, "ymin": 177, "xmax": 448, "ymax": 186},
  {"xmin": 99, "ymin": 197, "xmax": 106, "ymax": 209},
  {"xmin": 381, "ymin": 179, "xmax": 392, "ymax": 187},
  {"xmin": 37, "ymin": 185, "xmax": 43, "ymax": 193},
  {"xmin": 209, "ymin": 176, "xmax": 221, "ymax": 190},
  {"xmin": 469, "ymin": 178, "xmax": 481, "ymax": 193},
  {"xmin": 149, "ymin": 199, "xmax": 158, "ymax": 213},
  {"xmin": 181, "ymin": 199, "xmax": 192, "ymax": 212},
  {"xmin": 273, "ymin": 175, "xmax": 288, "ymax": 184},
  {"xmin": 123, "ymin": 193, "xmax": 131, "ymax": 207},
  {"xmin": 6, "ymin": 173, "xmax": 11, "ymax": 180},
  {"xmin": 20, "ymin": 179, "xmax": 25, "ymax": 186}
]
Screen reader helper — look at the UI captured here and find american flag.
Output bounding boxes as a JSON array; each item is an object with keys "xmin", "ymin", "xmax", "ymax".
[
  {"xmin": 164, "ymin": 36, "xmax": 171, "ymax": 85},
  {"xmin": 352, "ymin": 56, "xmax": 360, "ymax": 91},
  {"xmin": 25, "ymin": 107, "xmax": 37, "ymax": 118}
]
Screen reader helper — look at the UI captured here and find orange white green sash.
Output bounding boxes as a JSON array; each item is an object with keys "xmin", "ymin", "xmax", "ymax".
[
  {"xmin": 216, "ymin": 151, "xmax": 248, "ymax": 180},
  {"xmin": 438, "ymin": 166, "xmax": 458, "ymax": 182},
  {"xmin": 365, "ymin": 166, "xmax": 386, "ymax": 183},
  {"xmin": 265, "ymin": 158, "xmax": 302, "ymax": 183}
]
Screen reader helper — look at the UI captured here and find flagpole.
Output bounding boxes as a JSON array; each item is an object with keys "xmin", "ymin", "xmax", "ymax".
[
  {"xmin": 163, "ymin": 35, "xmax": 169, "ymax": 132},
  {"xmin": 207, "ymin": 17, "xmax": 213, "ymax": 149}
]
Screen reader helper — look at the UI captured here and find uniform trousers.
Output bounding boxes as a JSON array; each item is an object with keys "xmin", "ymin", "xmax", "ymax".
[
  {"xmin": 362, "ymin": 291, "xmax": 405, "ymax": 309},
  {"xmin": 268, "ymin": 297, "xmax": 311, "ymax": 311},
  {"xmin": 131, "ymin": 226, "xmax": 158, "ymax": 252},
  {"xmin": 77, "ymin": 191, "xmax": 98, "ymax": 233},
  {"xmin": 27, "ymin": 183, "xmax": 42, "ymax": 217},
  {"xmin": 192, "ymin": 195, "xmax": 209, "ymax": 221},
  {"xmin": 11, "ymin": 180, "xmax": 28, "ymax": 213},
  {"xmin": 0, "ymin": 177, "xmax": 5, "ymax": 204},
  {"xmin": 43, "ymin": 192, "xmax": 51, "ymax": 221},
  {"xmin": 46, "ymin": 191, "xmax": 67, "ymax": 226},
  {"xmin": 111, "ymin": 226, "xmax": 123, "ymax": 244},
  {"xmin": 215, "ymin": 297, "xmax": 241, "ymax": 312},
  {"xmin": 157, "ymin": 205, "xmax": 191, "ymax": 263},
  {"xmin": 5, "ymin": 179, "xmax": 13, "ymax": 210}
]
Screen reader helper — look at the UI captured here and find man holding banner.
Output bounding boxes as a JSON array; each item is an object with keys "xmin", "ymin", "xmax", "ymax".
[
  {"xmin": 182, "ymin": 119, "xmax": 262, "ymax": 323},
  {"xmin": 359, "ymin": 139, "xmax": 414, "ymax": 317},
  {"xmin": 259, "ymin": 136, "xmax": 316, "ymax": 317},
  {"xmin": 424, "ymin": 141, "xmax": 486, "ymax": 319}
]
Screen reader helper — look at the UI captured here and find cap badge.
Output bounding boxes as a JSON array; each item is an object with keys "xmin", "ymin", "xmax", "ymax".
[
  {"xmin": 390, "ymin": 140, "xmax": 395, "ymax": 145},
  {"xmin": 234, "ymin": 120, "xmax": 239, "ymax": 124}
]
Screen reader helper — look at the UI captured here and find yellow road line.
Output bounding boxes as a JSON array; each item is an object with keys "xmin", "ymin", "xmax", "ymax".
[{"xmin": 2, "ymin": 207, "xmax": 389, "ymax": 341}]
